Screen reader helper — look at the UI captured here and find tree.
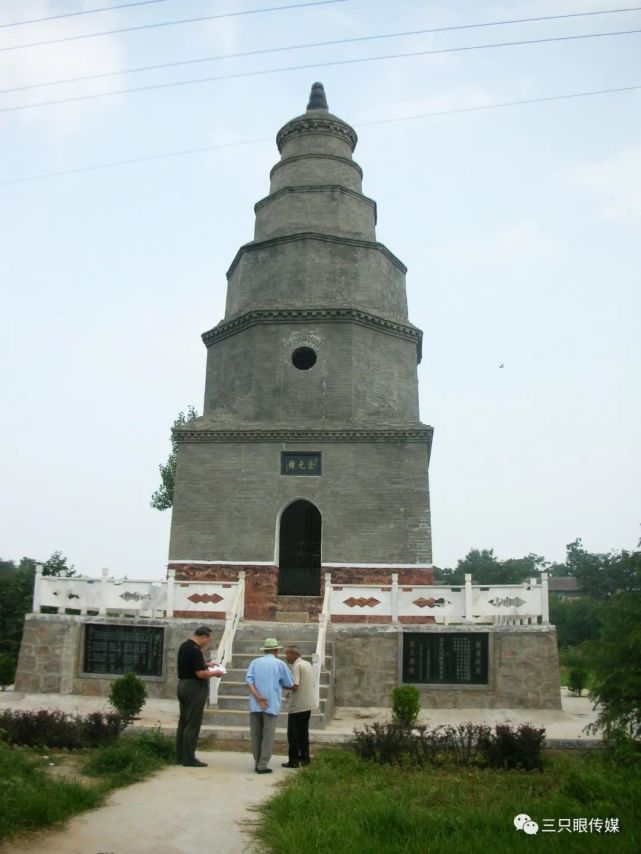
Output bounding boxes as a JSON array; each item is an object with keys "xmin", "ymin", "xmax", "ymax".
[
  {"xmin": 549, "ymin": 596, "xmax": 601, "ymax": 648},
  {"xmin": 564, "ymin": 539, "xmax": 640, "ymax": 599},
  {"xmin": 150, "ymin": 406, "xmax": 199, "ymax": 510},
  {"xmin": 0, "ymin": 552, "xmax": 75, "ymax": 667},
  {"xmin": 42, "ymin": 550, "xmax": 75, "ymax": 577},
  {"xmin": 433, "ymin": 549, "xmax": 547, "ymax": 585},
  {"xmin": 586, "ymin": 579, "xmax": 641, "ymax": 742},
  {"xmin": 0, "ymin": 557, "xmax": 38, "ymax": 662}
]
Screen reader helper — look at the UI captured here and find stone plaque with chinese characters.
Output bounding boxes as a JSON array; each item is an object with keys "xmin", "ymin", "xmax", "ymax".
[
  {"xmin": 402, "ymin": 632, "xmax": 488, "ymax": 684},
  {"xmin": 281, "ymin": 452, "xmax": 322, "ymax": 476},
  {"xmin": 83, "ymin": 624, "xmax": 164, "ymax": 677}
]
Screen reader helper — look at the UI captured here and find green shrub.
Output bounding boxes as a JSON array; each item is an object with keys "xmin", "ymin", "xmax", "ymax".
[
  {"xmin": 478, "ymin": 723, "xmax": 546, "ymax": 771},
  {"xmin": 568, "ymin": 668, "xmax": 588, "ymax": 696},
  {"xmin": 0, "ymin": 709, "xmax": 125, "ymax": 749},
  {"xmin": 391, "ymin": 686, "xmax": 420, "ymax": 728},
  {"xmin": 353, "ymin": 722, "xmax": 493, "ymax": 768},
  {"xmin": 352, "ymin": 721, "xmax": 546, "ymax": 771},
  {"xmin": 108, "ymin": 673, "xmax": 147, "ymax": 721}
]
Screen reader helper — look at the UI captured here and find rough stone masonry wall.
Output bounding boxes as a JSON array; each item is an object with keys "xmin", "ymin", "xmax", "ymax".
[
  {"xmin": 14, "ymin": 614, "xmax": 223, "ymax": 700},
  {"xmin": 332, "ymin": 625, "xmax": 562, "ymax": 710}
]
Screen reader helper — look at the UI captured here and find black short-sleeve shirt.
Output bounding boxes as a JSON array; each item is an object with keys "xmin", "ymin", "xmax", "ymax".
[{"xmin": 177, "ymin": 639, "xmax": 206, "ymax": 680}]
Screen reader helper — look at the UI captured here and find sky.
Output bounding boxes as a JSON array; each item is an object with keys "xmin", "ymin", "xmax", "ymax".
[{"xmin": 1, "ymin": 0, "xmax": 640, "ymax": 579}]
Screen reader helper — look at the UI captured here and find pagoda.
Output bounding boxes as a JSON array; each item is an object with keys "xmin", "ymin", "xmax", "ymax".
[{"xmin": 168, "ymin": 83, "xmax": 433, "ymax": 620}]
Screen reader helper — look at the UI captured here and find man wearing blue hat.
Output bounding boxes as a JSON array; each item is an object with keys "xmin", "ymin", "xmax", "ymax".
[{"xmin": 246, "ymin": 638, "xmax": 294, "ymax": 773}]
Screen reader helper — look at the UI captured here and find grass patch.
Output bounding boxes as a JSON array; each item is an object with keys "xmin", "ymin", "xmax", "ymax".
[
  {"xmin": 0, "ymin": 731, "xmax": 175, "ymax": 843},
  {"xmin": 0, "ymin": 742, "xmax": 102, "ymax": 841},
  {"xmin": 83, "ymin": 729, "xmax": 175, "ymax": 787},
  {"xmin": 254, "ymin": 749, "xmax": 641, "ymax": 853}
]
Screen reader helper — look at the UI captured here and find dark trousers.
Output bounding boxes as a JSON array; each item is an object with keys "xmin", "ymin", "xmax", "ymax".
[
  {"xmin": 176, "ymin": 678, "xmax": 208, "ymax": 764},
  {"xmin": 287, "ymin": 710, "xmax": 311, "ymax": 764}
]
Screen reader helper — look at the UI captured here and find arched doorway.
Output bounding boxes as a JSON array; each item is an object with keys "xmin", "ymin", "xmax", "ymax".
[{"xmin": 277, "ymin": 500, "xmax": 321, "ymax": 596}]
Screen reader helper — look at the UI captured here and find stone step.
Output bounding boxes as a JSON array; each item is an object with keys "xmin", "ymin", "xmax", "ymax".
[
  {"xmin": 233, "ymin": 621, "xmax": 320, "ymax": 641},
  {"xmin": 275, "ymin": 611, "xmax": 311, "ymax": 623},
  {"xmin": 204, "ymin": 708, "xmax": 325, "ymax": 728},
  {"xmin": 228, "ymin": 652, "xmax": 331, "ymax": 668},
  {"xmin": 218, "ymin": 668, "xmax": 330, "ymax": 686},
  {"xmin": 231, "ymin": 638, "xmax": 319, "ymax": 655},
  {"xmin": 217, "ymin": 679, "xmax": 330, "ymax": 698},
  {"xmin": 217, "ymin": 694, "xmax": 328, "ymax": 712}
]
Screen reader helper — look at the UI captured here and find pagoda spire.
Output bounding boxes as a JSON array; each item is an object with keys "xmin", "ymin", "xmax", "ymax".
[{"xmin": 307, "ymin": 81, "xmax": 328, "ymax": 111}]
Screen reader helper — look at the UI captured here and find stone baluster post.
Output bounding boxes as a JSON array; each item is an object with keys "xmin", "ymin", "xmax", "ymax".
[
  {"xmin": 166, "ymin": 568, "xmax": 175, "ymax": 618},
  {"xmin": 33, "ymin": 564, "xmax": 43, "ymax": 613},
  {"xmin": 391, "ymin": 573, "xmax": 399, "ymax": 624},
  {"xmin": 540, "ymin": 572, "xmax": 549, "ymax": 624},
  {"xmin": 464, "ymin": 573, "xmax": 473, "ymax": 624},
  {"xmin": 99, "ymin": 567, "xmax": 109, "ymax": 616},
  {"xmin": 238, "ymin": 570, "xmax": 246, "ymax": 619}
]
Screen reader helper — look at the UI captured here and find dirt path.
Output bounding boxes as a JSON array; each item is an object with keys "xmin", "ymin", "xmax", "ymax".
[{"xmin": 2, "ymin": 750, "xmax": 288, "ymax": 854}]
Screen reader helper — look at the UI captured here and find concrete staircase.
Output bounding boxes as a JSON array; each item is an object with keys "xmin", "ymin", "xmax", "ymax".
[{"xmin": 204, "ymin": 620, "xmax": 334, "ymax": 734}]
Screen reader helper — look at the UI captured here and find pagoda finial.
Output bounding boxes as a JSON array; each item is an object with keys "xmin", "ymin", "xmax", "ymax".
[{"xmin": 307, "ymin": 81, "xmax": 328, "ymax": 111}]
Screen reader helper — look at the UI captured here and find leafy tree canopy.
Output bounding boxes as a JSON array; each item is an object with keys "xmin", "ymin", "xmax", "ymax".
[
  {"xmin": 587, "ymin": 584, "xmax": 641, "ymax": 741},
  {"xmin": 0, "ymin": 552, "xmax": 73, "ymax": 663},
  {"xmin": 150, "ymin": 405, "xmax": 199, "ymax": 511},
  {"xmin": 433, "ymin": 549, "xmax": 546, "ymax": 585},
  {"xmin": 563, "ymin": 538, "xmax": 640, "ymax": 598}
]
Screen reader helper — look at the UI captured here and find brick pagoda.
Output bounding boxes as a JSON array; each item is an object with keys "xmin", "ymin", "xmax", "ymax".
[{"xmin": 168, "ymin": 83, "xmax": 434, "ymax": 620}]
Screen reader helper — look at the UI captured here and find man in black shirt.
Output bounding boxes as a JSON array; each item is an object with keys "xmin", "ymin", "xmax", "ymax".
[{"xmin": 176, "ymin": 625, "xmax": 221, "ymax": 767}]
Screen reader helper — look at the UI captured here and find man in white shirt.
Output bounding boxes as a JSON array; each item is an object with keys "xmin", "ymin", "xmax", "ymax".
[{"xmin": 282, "ymin": 645, "xmax": 315, "ymax": 768}]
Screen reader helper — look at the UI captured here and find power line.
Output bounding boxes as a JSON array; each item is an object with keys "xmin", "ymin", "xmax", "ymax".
[
  {"xmin": 0, "ymin": 0, "xmax": 348, "ymax": 52},
  {"xmin": 3, "ymin": 5, "xmax": 641, "ymax": 96},
  {"xmin": 2, "ymin": 28, "xmax": 640, "ymax": 114},
  {"xmin": 358, "ymin": 84, "xmax": 641, "ymax": 127},
  {"xmin": 0, "ymin": 0, "xmax": 173, "ymax": 29},
  {"xmin": 1, "ymin": 83, "xmax": 638, "ymax": 188}
]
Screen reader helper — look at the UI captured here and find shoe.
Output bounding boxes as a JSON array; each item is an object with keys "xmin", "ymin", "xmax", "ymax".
[
  {"xmin": 255, "ymin": 768, "xmax": 273, "ymax": 774},
  {"xmin": 281, "ymin": 762, "xmax": 300, "ymax": 768},
  {"xmin": 300, "ymin": 758, "xmax": 310, "ymax": 765},
  {"xmin": 183, "ymin": 760, "xmax": 207, "ymax": 767}
]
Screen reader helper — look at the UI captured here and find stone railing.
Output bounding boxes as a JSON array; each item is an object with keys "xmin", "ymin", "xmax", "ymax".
[
  {"xmin": 209, "ymin": 573, "xmax": 245, "ymax": 706},
  {"xmin": 311, "ymin": 572, "xmax": 332, "ymax": 710},
  {"xmin": 328, "ymin": 573, "xmax": 550, "ymax": 625},
  {"xmin": 32, "ymin": 567, "xmax": 241, "ymax": 620}
]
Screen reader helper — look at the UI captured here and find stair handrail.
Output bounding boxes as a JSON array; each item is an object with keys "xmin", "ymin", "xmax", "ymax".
[
  {"xmin": 209, "ymin": 572, "xmax": 245, "ymax": 706},
  {"xmin": 312, "ymin": 572, "xmax": 332, "ymax": 710}
]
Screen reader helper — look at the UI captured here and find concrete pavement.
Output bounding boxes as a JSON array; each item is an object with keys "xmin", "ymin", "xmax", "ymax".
[{"xmin": 0, "ymin": 749, "xmax": 283, "ymax": 854}]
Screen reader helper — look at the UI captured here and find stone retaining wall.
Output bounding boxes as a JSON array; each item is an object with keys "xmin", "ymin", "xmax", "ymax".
[
  {"xmin": 331, "ymin": 625, "xmax": 562, "ymax": 710},
  {"xmin": 14, "ymin": 614, "xmax": 222, "ymax": 700}
]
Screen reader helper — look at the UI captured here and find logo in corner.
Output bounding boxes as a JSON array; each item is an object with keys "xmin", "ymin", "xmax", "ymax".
[{"xmin": 514, "ymin": 814, "xmax": 539, "ymax": 835}]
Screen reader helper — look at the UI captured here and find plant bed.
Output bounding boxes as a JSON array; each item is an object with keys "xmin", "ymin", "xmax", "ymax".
[{"xmin": 254, "ymin": 748, "xmax": 641, "ymax": 853}]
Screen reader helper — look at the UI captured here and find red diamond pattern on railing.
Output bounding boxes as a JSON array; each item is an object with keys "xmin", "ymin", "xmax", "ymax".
[
  {"xmin": 187, "ymin": 593, "xmax": 224, "ymax": 604},
  {"xmin": 344, "ymin": 597, "xmax": 380, "ymax": 608}
]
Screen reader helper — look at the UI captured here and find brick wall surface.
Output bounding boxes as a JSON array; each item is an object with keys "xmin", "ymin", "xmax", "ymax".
[{"xmin": 169, "ymin": 440, "xmax": 432, "ymax": 566}]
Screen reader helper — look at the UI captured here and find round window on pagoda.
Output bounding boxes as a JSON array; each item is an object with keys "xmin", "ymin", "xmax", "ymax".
[{"xmin": 291, "ymin": 347, "xmax": 317, "ymax": 370}]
